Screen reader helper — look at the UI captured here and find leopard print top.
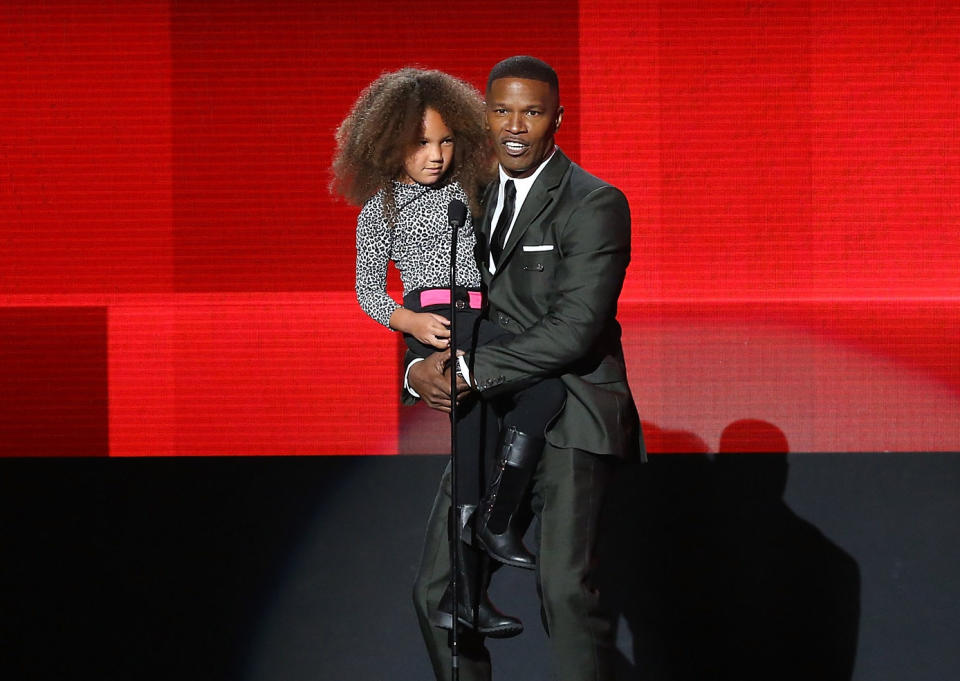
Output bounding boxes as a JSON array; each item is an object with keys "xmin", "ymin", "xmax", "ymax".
[{"xmin": 355, "ymin": 180, "xmax": 482, "ymax": 328}]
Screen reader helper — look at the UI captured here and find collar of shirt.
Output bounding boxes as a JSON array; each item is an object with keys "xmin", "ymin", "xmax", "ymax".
[{"xmin": 488, "ymin": 146, "xmax": 558, "ymax": 273}]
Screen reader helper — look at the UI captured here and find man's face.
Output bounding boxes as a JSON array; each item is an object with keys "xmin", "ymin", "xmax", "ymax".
[{"xmin": 485, "ymin": 77, "xmax": 563, "ymax": 178}]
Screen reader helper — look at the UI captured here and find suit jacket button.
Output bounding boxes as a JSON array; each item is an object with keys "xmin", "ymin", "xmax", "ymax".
[{"xmin": 455, "ymin": 299, "xmax": 465, "ymax": 310}]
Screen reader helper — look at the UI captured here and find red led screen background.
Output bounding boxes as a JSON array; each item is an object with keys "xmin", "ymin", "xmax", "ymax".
[{"xmin": 2, "ymin": 0, "xmax": 958, "ymax": 456}]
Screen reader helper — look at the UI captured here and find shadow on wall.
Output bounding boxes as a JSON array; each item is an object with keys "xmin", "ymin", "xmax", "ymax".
[{"xmin": 600, "ymin": 419, "xmax": 861, "ymax": 681}]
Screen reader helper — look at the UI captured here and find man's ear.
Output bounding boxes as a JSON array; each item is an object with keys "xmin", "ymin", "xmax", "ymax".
[{"xmin": 554, "ymin": 106, "xmax": 565, "ymax": 132}]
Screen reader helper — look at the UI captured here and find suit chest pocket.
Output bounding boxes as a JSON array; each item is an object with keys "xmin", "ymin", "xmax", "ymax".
[{"xmin": 519, "ymin": 244, "xmax": 557, "ymax": 273}]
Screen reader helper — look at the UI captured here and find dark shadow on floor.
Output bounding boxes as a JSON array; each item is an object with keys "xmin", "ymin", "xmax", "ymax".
[{"xmin": 600, "ymin": 420, "xmax": 861, "ymax": 681}]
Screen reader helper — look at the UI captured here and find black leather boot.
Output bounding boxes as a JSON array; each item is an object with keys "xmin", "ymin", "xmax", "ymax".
[
  {"xmin": 431, "ymin": 504, "xmax": 523, "ymax": 639},
  {"xmin": 474, "ymin": 427, "xmax": 541, "ymax": 570}
]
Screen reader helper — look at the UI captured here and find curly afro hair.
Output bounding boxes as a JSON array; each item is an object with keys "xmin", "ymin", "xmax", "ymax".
[{"xmin": 330, "ymin": 68, "xmax": 493, "ymax": 224}]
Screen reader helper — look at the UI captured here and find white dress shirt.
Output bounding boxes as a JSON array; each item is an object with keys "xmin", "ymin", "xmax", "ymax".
[{"xmin": 487, "ymin": 148, "xmax": 556, "ymax": 275}]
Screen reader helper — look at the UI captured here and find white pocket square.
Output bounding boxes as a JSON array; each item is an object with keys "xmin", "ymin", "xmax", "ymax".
[{"xmin": 522, "ymin": 244, "xmax": 554, "ymax": 252}]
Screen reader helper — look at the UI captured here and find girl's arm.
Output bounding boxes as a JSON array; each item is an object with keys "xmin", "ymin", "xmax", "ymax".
[
  {"xmin": 355, "ymin": 200, "xmax": 402, "ymax": 327},
  {"xmin": 355, "ymin": 199, "xmax": 450, "ymax": 348}
]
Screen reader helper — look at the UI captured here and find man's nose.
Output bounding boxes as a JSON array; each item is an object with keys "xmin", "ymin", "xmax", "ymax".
[{"xmin": 505, "ymin": 113, "xmax": 525, "ymax": 133}]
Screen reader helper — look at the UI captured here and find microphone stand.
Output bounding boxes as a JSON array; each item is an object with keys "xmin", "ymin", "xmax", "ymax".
[{"xmin": 446, "ymin": 199, "xmax": 467, "ymax": 680}]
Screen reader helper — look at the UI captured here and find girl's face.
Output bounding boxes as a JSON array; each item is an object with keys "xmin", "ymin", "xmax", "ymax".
[{"xmin": 401, "ymin": 108, "xmax": 454, "ymax": 185}]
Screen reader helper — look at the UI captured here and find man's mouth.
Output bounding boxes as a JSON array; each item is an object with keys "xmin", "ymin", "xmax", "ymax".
[{"xmin": 502, "ymin": 140, "xmax": 528, "ymax": 156}]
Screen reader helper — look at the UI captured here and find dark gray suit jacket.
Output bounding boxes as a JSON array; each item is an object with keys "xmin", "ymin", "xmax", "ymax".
[{"xmin": 467, "ymin": 150, "xmax": 644, "ymax": 459}]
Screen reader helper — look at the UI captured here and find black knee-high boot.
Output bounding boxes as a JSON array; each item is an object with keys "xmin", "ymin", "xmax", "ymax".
[
  {"xmin": 431, "ymin": 504, "xmax": 523, "ymax": 639},
  {"xmin": 474, "ymin": 427, "xmax": 541, "ymax": 570}
]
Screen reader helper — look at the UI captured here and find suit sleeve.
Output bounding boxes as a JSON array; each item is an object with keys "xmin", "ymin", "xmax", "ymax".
[{"xmin": 468, "ymin": 185, "xmax": 631, "ymax": 395}]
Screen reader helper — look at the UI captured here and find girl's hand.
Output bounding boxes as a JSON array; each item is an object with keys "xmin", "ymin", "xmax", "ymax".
[
  {"xmin": 410, "ymin": 312, "xmax": 451, "ymax": 349},
  {"xmin": 390, "ymin": 308, "xmax": 451, "ymax": 349}
]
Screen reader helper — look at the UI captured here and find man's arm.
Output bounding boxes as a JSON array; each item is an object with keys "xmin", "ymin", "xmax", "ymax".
[{"xmin": 468, "ymin": 185, "xmax": 631, "ymax": 394}]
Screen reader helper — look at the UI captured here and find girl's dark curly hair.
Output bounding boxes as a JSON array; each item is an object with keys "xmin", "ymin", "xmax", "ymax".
[{"xmin": 330, "ymin": 68, "xmax": 493, "ymax": 224}]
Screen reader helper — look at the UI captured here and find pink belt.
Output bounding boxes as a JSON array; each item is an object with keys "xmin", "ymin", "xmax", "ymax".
[{"xmin": 419, "ymin": 288, "xmax": 484, "ymax": 309}]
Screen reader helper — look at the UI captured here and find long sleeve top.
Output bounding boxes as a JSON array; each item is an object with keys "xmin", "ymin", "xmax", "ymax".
[{"xmin": 355, "ymin": 180, "xmax": 482, "ymax": 328}]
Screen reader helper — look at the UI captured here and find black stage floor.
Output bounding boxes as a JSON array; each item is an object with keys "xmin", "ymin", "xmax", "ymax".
[{"xmin": 2, "ymin": 453, "xmax": 958, "ymax": 681}]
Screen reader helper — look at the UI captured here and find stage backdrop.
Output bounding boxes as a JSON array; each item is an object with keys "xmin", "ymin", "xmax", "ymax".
[{"xmin": 2, "ymin": 0, "xmax": 958, "ymax": 456}]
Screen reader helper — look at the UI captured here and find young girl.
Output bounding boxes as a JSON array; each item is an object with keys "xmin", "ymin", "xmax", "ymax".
[{"xmin": 331, "ymin": 68, "xmax": 565, "ymax": 638}]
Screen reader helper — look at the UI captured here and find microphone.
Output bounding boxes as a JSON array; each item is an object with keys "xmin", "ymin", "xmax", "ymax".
[{"xmin": 448, "ymin": 199, "xmax": 468, "ymax": 228}]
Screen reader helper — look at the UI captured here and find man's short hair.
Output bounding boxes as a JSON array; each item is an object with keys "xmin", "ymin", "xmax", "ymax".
[{"xmin": 486, "ymin": 55, "xmax": 559, "ymax": 96}]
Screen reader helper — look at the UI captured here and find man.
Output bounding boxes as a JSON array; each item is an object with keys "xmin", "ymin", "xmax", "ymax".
[{"xmin": 409, "ymin": 56, "xmax": 644, "ymax": 681}]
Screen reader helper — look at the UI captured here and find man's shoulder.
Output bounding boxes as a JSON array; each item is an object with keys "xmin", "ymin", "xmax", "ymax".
[
  {"xmin": 564, "ymin": 158, "xmax": 615, "ymax": 188},
  {"xmin": 560, "ymin": 160, "xmax": 627, "ymax": 207}
]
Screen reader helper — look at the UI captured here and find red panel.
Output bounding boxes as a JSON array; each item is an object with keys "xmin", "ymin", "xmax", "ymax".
[
  {"xmin": 579, "ymin": 0, "xmax": 662, "ymax": 298},
  {"xmin": 0, "ymin": 308, "xmax": 108, "ymax": 457},
  {"xmin": 108, "ymin": 293, "xmax": 399, "ymax": 455},
  {"xmin": 655, "ymin": 0, "xmax": 815, "ymax": 300},
  {"xmin": 809, "ymin": 0, "xmax": 960, "ymax": 299},
  {"xmin": 0, "ymin": 2, "xmax": 172, "ymax": 294},
  {"xmin": 581, "ymin": 0, "xmax": 960, "ymax": 303},
  {"xmin": 622, "ymin": 301, "xmax": 960, "ymax": 453},
  {"xmin": 170, "ymin": 0, "xmax": 580, "ymax": 292}
]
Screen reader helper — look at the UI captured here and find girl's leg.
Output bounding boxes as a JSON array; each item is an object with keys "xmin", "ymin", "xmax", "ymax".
[
  {"xmin": 500, "ymin": 376, "xmax": 567, "ymax": 436},
  {"xmin": 476, "ymin": 377, "xmax": 567, "ymax": 569},
  {"xmin": 464, "ymin": 316, "xmax": 568, "ymax": 568}
]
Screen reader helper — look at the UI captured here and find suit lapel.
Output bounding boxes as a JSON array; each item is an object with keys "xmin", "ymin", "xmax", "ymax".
[{"xmin": 495, "ymin": 151, "xmax": 571, "ymax": 275}]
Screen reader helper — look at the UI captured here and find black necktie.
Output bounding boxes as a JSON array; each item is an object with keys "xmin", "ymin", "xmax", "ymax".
[{"xmin": 490, "ymin": 180, "xmax": 516, "ymax": 265}]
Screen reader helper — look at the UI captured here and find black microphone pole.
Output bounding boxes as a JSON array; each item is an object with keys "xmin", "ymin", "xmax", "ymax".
[{"xmin": 446, "ymin": 198, "xmax": 468, "ymax": 681}]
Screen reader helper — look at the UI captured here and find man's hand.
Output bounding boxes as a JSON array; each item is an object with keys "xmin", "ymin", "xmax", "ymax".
[
  {"xmin": 409, "ymin": 350, "xmax": 453, "ymax": 412},
  {"xmin": 409, "ymin": 350, "xmax": 473, "ymax": 412}
]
